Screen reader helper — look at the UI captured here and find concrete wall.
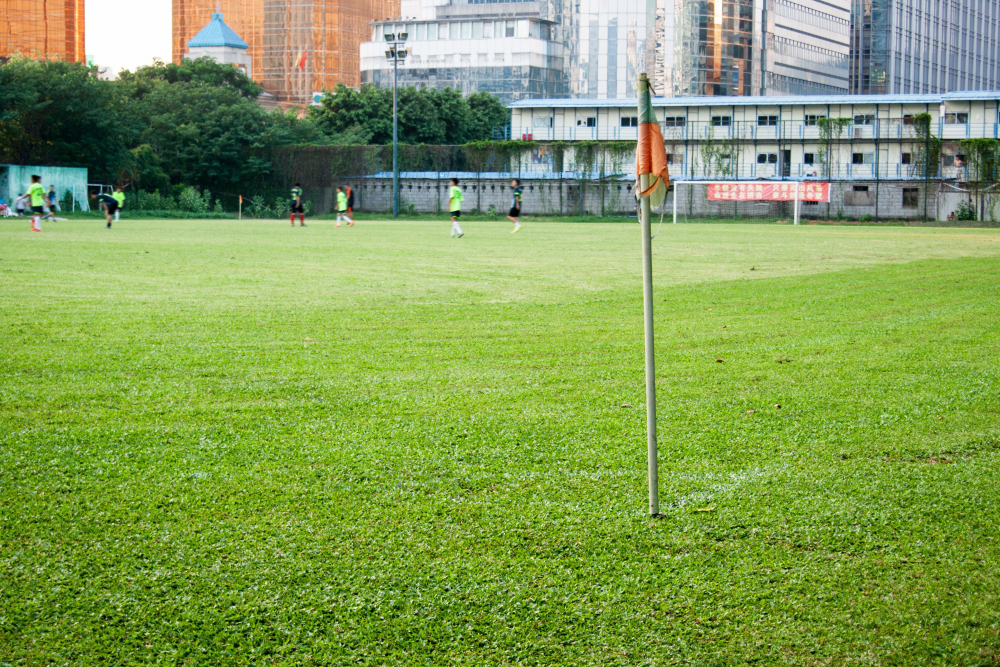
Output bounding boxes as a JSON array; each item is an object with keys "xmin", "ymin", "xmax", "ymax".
[
  {"xmin": 351, "ymin": 176, "xmax": 954, "ymax": 220},
  {"xmin": 0, "ymin": 165, "xmax": 89, "ymax": 210},
  {"xmin": 672, "ymin": 181, "xmax": 942, "ymax": 220},
  {"xmin": 354, "ymin": 176, "xmax": 637, "ymax": 217}
]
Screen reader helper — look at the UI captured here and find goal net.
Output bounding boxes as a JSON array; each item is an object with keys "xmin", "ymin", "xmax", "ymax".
[{"xmin": 669, "ymin": 181, "xmax": 831, "ymax": 225}]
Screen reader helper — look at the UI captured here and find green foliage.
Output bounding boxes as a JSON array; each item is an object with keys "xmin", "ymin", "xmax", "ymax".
[
  {"xmin": 467, "ymin": 91, "xmax": 509, "ymax": 140},
  {"xmin": 130, "ymin": 189, "xmax": 178, "ymax": 211},
  {"xmin": 955, "ymin": 200, "xmax": 978, "ymax": 221},
  {"xmin": 910, "ymin": 113, "xmax": 941, "ymax": 179},
  {"xmin": 310, "ymin": 84, "xmax": 507, "ymax": 145},
  {"xmin": 177, "ymin": 186, "xmax": 212, "ymax": 213},
  {"xmin": 0, "ymin": 57, "xmax": 133, "ymax": 183},
  {"xmin": 131, "ymin": 83, "xmax": 274, "ymax": 194},
  {"xmin": 959, "ymin": 138, "xmax": 1000, "ymax": 221},
  {"xmin": 817, "ymin": 117, "xmax": 852, "ymax": 177},
  {"xmin": 118, "ymin": 57, "xmax": 264, "ymax": 99}
]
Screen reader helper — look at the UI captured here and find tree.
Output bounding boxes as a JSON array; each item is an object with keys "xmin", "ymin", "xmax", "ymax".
[
  {"xmin": 431, "ymin": 88, "xmax": 472, "ymax": 144},
  {"xmin": 959, "ymin": 138, "xmax": 999, "ymax": 221},
  {"xmin": 0, "ymin": 57, "xmax": 133, "ymax": 183},
  {"xmin": 310, "ymin": 84, "xmax": 508, "ymax": 145},
  {"xmin": 119, "ymin": 58, "xmax": 263, "ymax": 99},
  {"xmin": 467, "ymin": 91, "xmax": 509, "ymax": 141},
  {"xmin": 132, "ymin": 82, "xmax": 274, "ymax": 193}
]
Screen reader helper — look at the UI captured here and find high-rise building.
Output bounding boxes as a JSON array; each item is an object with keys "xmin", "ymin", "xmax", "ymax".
[
  {"xmin": 360, "ymin": 4, "xmax": 566, "ymax": 104},
  {"xmin": 173, "ymin": 0, "xmax": 399, "ymax": 105},
  {"xmin": 0, "ymin": 0, "xmax": 85, "ymax": 64},
  {"xmin": 850, "ymin": 0, "xmax": 1000, "ymax": 95},
  {"xmin": 665, "ymin": 0, "xmax": 851, "ymax": 97},
  {"xmin": 360, "ymin": 0, "xmax": 852, "ymax": 103}
]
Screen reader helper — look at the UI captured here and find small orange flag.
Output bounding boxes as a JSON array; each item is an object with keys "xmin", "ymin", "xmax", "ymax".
[
  {"xmin": 297, "ymin": 51, "xmax": 308, "ymax": 70},
  {"xmin": 636, "ymin": 74, "xmax": 670, "ymax": 210}
]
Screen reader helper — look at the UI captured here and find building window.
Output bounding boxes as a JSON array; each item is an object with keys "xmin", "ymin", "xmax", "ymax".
[
  {"xmin": 852, "ymin": 153, "xmax": 875, "ymax": 164},
  {"xmin": 944, "ymin": 112, "xmax": 969, "ymax": 124},
  {"xmin": 505, "ymin": 20, "xmax": 516, "ymax": 37},
  {"xmin": 620, "ymin": 116, "xmax": 639, "ymax": 127},
  {"xmin": 902, "ymin": 152, "xmax": 912, "ymax": 164},
  {"xmin": 805, "ymin": 115, "xmax": 826, "ymax": 126},
  {"xmin": 803, "ymin": 152, "xmax": 815, "ymax": 164},
  {"xmin": 711, "ymin": 115, "xmax": 732, "ymax": 127},
  {"xmin": 853, "ymin": 185, "xmax": 870, "ymax": 192},
  {"xmin": 942, "ymin": 154, "xmax": 966, "ymax": 167},
  {"xmin": 903, "ymin": 188, "xmax": 920, "ymax": 208},
  {"xmin": 903, "ymin": 115, "xmax": 916, "ymax": 126},
  {"xmin": 662, "ymin": 116, "xmax": 686, "ymax": 127},
  {"xmin": 757, "ymin": 115, "xmax": 778, "ymax": 126},
  {"xmin": 854, "ymin": 114, "xmax": 875, "ymax": 125},
  {"xmin": 666, "ymin": 153, "xmax": 685, "ymax": 164},
  {"xmin": 757, "ymin": 153, "xmax": 778, "ymax": 164},
  {"xmin": 577, "ymin": 117, "xmax": 596, "ymax": 128}
]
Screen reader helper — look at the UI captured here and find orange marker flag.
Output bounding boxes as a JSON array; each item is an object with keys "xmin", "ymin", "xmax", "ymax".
[
  {"xmin": 636, "ymin": 74, "xmax": 670, "ymax": 211},
  {"xmin": 297, "ymin": 51, "xmax": 308, "ymax": 70}
]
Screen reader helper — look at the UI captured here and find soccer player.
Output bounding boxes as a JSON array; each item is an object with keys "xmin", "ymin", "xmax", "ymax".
[
  {"xmin": 48, "ymin": 185, "xmax": 60, "ymax": 212},
  {"xmin": 344, "ymin": 185, "xmax": 355, "ymax": 226},
  {"xmin": 508, "ymin": 179, "xmax": 523, "ymax": 233},
  {"xmin": 449, "ymin": 178, "xmax": 464, "ymax": 238},
  {"xmin": 335, "ymin": 186, "xmax": 347, "ymax": 227},
  {"xmin": 15, "ymin": 176, "xmax": 46, "ymax": 232},
  {"xmin": 112, "ymin": 187, "xmax": 126, "ymax": 223},
  {"xmin": 290, "ymin": 183, "xmax": 306, "ymax": 226},
  {"xmin": 91, "ymin": 191, "xmax": 119, "ymax": 228}
]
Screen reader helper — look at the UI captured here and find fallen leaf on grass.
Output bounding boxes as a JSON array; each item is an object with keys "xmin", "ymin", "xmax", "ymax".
[
  {"xmin": 694, "ymin": 506, "xmax": 716, "ymax": 513},
  {"xmin": 746, "ymin": 410, "xmax": 756, "ymax": 414},
  {"xmin": 304, "ymin": 338, "xmax": 314, "ymax": 342},
  {"xmin": 775, "ymin": 404, "xmax": 782, "ymax": 409},
  {"xmin": 716, "ymin": 359, "xmax": 724, "ymax": 363},
  {"xmin": 621, "ymin": 403, "xmax": 633, "ymax": 408}
]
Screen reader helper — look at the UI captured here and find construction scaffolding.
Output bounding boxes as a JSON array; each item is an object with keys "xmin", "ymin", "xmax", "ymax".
[
  {"xmin": 0, "ymin": 0, "xmax": 86, "ymax": 63},
  {"xmin": 173, "ymin": 0, "xmax": 398, "ymax": 105}
]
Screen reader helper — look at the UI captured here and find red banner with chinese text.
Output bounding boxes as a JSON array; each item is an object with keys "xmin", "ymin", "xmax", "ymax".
[{"xmin": 707, "ymin": 183, "xmax": 830, "ymax": 202}]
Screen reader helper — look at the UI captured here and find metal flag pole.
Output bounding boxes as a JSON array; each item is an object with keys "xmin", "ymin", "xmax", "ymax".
[{"xmin": 638, "ymin": 73, "xmax": 659, "ymax": 516}]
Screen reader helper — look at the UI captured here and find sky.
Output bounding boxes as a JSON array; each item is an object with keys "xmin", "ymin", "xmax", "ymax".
[{"xmin": 86, "ymin": 0, "xmax": 173, "ymax": 75}]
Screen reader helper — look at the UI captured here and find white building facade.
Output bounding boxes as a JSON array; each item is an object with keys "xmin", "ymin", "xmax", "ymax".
[{"xmin": 511, "ymin": 91, "xmax": 999, "ymax": 182}]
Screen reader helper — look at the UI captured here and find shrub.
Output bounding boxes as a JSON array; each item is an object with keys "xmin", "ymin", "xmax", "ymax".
[
  {"xmin": 955, "ymin": 201, "xmax": 977, "ymax": 221},
  {"xmin": 178, "ymin": 187, "xmax": 211, "ymax": 213}
]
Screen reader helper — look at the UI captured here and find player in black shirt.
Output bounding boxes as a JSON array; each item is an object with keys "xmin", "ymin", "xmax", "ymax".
[{"xmin": 507, "ymin": 179, "xmax": 522, "ymax": 233}]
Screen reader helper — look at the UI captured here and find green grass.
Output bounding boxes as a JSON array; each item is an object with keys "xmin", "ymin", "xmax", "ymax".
[{"xmin": 2, "ymin": 218, "xmax": 1000, "ymax": 665}]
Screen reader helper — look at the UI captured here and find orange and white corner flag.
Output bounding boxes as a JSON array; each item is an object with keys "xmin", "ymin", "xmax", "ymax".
[{"xmin": 636, "ymin": 74, "xmax": 670, "ymax": 211}]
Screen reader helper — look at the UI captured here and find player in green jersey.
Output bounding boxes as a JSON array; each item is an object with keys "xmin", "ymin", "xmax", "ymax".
[
  {"xmin": 15, "ymin": 175, "xmax": 46, "ymax": 232},
  {"xmin": 449, "ymin": 178, "xmax": 464, "ymax": 238},
  {"xmin": 290, "ymin": 183, "xmax": 306, "ymax": 226}
]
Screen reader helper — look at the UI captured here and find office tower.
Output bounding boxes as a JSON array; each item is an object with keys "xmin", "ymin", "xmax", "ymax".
[
  {"xmin": 666, "ymin": 0, "xmax": 851, "ymax": 97},
  {"xmin": 850, "ymin": 0, "xmax": 1000, "ymax": 95},
  {"xmin": 361, "ymin": 0, "xmax": 854, "ymax": 102},
  {"xmin": 0, "ymin": 0, "xmax": 85, "ymax": 64},
  {"xmin": 173, "ymin": 0, "xmax": 399, "ymax": 104},
  {"xmin": 361, "ymin": 0, "xmax": 568, "ymax": 104}
]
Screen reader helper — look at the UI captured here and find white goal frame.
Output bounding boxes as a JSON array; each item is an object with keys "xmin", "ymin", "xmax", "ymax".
[{"xmin": 671, "ymin": 181, "xmax": 812, "ymax": 226}]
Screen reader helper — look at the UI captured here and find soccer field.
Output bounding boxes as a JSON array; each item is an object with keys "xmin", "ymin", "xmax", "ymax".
[{"xmin": 2, "ymin": 218, "xmax": 1000, "ymax": 665}]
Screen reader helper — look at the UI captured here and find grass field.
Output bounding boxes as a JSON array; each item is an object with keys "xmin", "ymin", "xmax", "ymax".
[{"xmin": 2, "ymin": 218, "xmax": 1000, "ymax": 665}]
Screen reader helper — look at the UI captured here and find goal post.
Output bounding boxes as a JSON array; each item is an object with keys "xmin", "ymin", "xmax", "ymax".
[{"xmin": 670, "ymin": 181, "xmax": 831, "ymax": 225}]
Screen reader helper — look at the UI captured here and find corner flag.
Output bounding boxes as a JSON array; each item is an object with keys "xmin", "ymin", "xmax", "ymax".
[
  {"xmin": 636, "ymin": 75, "xmax": 671, "ymax": 212},
  {"xmin": 636, "ymin": 73, "xmax": 664, "ymax": 516}
]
